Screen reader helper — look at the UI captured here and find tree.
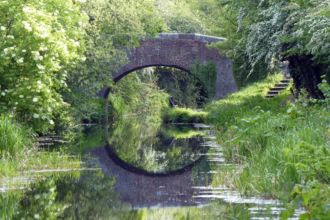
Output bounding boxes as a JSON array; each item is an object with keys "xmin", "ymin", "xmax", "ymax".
[
  {"xmin": 60, "ymin": 0, "xmax": 166, "ymax": 125},
  {"xmin": 194, "ymin": 0, "xmax": 330, "ymax": 96},
  {"xmin": 66, "ymin": 0, "xmax": 165, "ymax": 93},
  {"xmin": 0, "ymin": 0, "xmax": 88, "ymax": 132},
  {"xmin": 154, "ymin": 0, "xmax": 206, "ymax": 33}
]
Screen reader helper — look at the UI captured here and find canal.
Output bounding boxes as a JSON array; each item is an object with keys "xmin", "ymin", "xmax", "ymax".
[{"xmin": 1, "ymin": 116, "xmax": 304, "ymax": 219}]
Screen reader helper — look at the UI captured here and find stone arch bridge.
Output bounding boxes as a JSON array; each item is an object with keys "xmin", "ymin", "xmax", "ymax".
[{"xmin": 99, "ymin": 33, "xmax": 238, "ymax": 99}]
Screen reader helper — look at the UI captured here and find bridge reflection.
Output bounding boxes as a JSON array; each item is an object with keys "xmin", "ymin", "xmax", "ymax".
[{"xmin": 91, "ymin": 143, "xmax": 210, "ymax": 208}]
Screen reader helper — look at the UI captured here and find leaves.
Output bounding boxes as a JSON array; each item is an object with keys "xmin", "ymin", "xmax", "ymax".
[{"xmin": 0, "ymin": 0, "xmax": 88, "ymax": 133}]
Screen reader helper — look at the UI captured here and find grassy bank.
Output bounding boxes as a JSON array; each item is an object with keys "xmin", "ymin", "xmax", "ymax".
[
  {"xmin": 206, "ymin": 74, "xmax": 330, "ymax": 218},
  {"xmin": 0, "ymin": 114, "xmax": 81, "ymax": 189},
  {"xmin": 162, "ymin": 107, "xmax": 208, "ymax": 123}
]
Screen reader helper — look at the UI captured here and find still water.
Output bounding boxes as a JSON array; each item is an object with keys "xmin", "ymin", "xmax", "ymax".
[{"xmin": 1, "ymin": 117, "xmax": 303, "ymax": 219}]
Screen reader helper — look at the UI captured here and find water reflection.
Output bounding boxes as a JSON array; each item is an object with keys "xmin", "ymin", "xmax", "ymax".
[
  {"xmin": 1, "ymin": 116, "xmax": 296, "ymax": 219},
  {"xmin": 106, "ymin": 120, "xmax": 208, "ymax": 174},
  {"xmin": 92, "ymin": 146, "xmax": 210, "ymax": 209}
]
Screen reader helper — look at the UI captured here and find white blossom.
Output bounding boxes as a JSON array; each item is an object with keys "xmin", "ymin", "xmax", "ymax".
[
  {"xmin": 22, "ymin": 21, "xmax": 32, "ymax": 31},
  {"xmin": 0, "ymin": 26, "xmax": 5, "ymax": 31},
  {"xmin": 40, "ymin": 33, "xmax": 49, "ymax": 38},
  {"xmin": 49, "ymin": 120, "xmax": 54, "ymax": 125},
  {"xmin": 33, "ymin": 97, "xmax": 38, "ymax": 102},
  {"xmin": 22, "ymin": 7, "xmax": 31, "ymax": 12},
  {"xmin": 22, "ymin": 21, "xmax": 32, "ymax": 32},
  {"xmin": 36, "ymin": 64, "xmax": 45, "ymax": 70},
  {"xmin": 19, "ymin": 95, "xmax": 24, "ymax": 98},
  {"xmin": 17, "ymin": 58, "xmax": 24, "ymax": 63},
  {"xmin": 1, "ymin": 92, "xmax": 5, "ymax": 96},
  {"xmin": 33, "ymin": 113, "xmax": 39, "ymax": 118}
]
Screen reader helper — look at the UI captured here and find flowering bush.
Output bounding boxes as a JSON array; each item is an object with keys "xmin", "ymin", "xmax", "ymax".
[{"xmin": 0, "ymin": 0, "xmax": 88, "ymax": 132}]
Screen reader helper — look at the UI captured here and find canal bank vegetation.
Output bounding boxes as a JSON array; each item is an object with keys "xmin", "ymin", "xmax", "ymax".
[
  {"xmin": 2, "ymin": 0, "xmax": 330, "ymax": 218},
  {"xmin": 162, "ymin": 108, "xmax": 207, "ymax": 124},
  {"xmin": 206, "ymin": 74, "xmax": 330, "ymax": 218},
  {"xmin": 0, "ymin": 0, "xmax": 172, "ymax": 190},
  {"xmin": 107, "ymin": 69, "xmax": 169, "ymax": 119},
  {"xmin": 0, "ymin": 114, "xmax": 81, "ymax": 186}
]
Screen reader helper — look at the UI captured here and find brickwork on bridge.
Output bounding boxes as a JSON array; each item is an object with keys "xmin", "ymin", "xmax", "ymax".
[{"xmin": 101, "ymin": 33, "xmax": 238, "ymax": 99}]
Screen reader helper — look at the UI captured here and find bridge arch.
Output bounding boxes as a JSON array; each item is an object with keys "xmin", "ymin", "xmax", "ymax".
[{"xmin": 101, "ymin": 33, "xmax": 238, "ymax": 99}]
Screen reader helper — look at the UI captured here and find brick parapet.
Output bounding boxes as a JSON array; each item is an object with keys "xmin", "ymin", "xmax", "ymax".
[{"xmin": 100, "ymin": 33, "xmax": 237, "ymax": 100}]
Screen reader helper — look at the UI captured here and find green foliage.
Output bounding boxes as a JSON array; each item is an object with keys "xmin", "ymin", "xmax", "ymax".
[
  {"xmin": 62, "ymin": 90, "xmax": 105, "ymax": 123},
  {"xmin": 15, "ymin": 179, "xmax": 67, "ymax": 220},
  {"xmin": 281, "ymin": 181, "xmax": 330, "ymax": 220},
  {"xmin": 319, "ymin": 76, "xmax": 330, "ymax": 99},
  {"xmin": 191, "ymin": 0, "xmax": 330, "ymax": 98},
  {"xmin": 58, "ymin": 0, "xmax": 166, "ymax": 129},
  {"xmin": 233, "ymin": 54, "xmax": 276, "ymax": 89},
  {"xmin": 189, "ymin": 0, "xmax": 238, "ymax": 39},
  {"xmin": 284, "ymin": 141, "xmax": 330, "ymax": 183},
  {"xmin": 67, "ymin": 0, "xmax": 165, "ymax": 94},
  {"xmin": 190, "ymin": 60, "xmax": 217, "ymax": 100},
  {"xmin": 154, "ymin": 67, "xmax": 207, "ymax": 108},
  {"xmin": 56, "ymin": 171, "xmax": 120, "ymax": 219},
  {"xmin": 206, "ymin": 74, "xmax": 330, "ymax": 218},
  {"xmin": 205, "ymin": 73, "xmax": 286, "ymax": 127},
  {"xmin": 162, "ymin": 107, "xmax": 208, "ymax": 124},
  {"xmin": 109, "ymin": 70, "xmax": 169, "ymax": 117},
  {"xmin": 279, "ymin": 0, "xmax": 330, "ymax": 98},
  {"xmin": 155, "ymin": 0, "xmax": 206, "ymax": 33},
  {"xmin": 0, "ymin": 0, "xmax": 88, "ymax": 133},
  {"xmin": 0, "ymin": 114, "xmax": 33, "ymax": 156}
]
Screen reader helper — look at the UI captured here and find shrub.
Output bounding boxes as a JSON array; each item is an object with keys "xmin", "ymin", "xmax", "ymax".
[
  {"xmin": 0, "ymin": 114, "xmax": 33, "ymax": 156},
  {"xmin": 162, "ymin": 107, "xmax": 207, "ymax": 123}
]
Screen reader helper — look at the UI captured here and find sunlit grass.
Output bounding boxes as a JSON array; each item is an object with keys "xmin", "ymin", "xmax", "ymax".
[
  {"xmin": 162, "ymin": 107, "xmax": 208, "ymax": 123},
  {"xmin": 0, "ymin": 114, "xmax": 34, "ymax": 155},
  {"xmin": 205, "ymin": 73, "xmax": 330, "ymax": 199}
]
